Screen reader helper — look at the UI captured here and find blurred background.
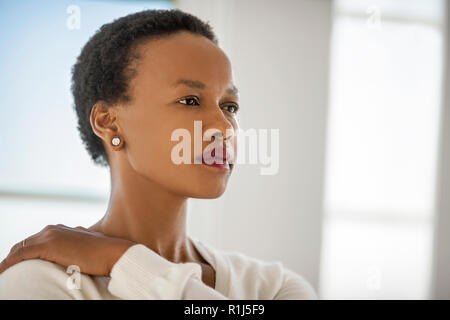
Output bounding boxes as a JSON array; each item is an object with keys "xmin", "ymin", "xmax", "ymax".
[{"xmin": 0, "ymin": 0, "xmax": 449, "ymax": 299}]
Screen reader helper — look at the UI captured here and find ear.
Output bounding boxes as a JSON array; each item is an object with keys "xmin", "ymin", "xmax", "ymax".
[{"xmin": 90, "ymin": 101, "xmax": 120, "ymax": 142}]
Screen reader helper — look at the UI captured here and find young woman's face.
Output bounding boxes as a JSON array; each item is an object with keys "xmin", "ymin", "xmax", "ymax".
[{"xmin": 112, "ymin": 31, "xmax": 239, "ymax": 198}]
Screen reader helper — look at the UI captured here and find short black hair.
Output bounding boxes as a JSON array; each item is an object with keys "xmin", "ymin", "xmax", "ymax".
[{"xmin": 71, "ymin": 9, "xmax": 218, "ymax": 167}]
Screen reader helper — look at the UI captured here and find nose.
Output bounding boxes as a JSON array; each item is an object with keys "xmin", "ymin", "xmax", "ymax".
[
  {"xmin": 203, "ymin": 107, "xmax": 235, "ymax": 144},
  {"xmin": 210, "ymin": 130, "xmax": 232, "ymax": 143},
  {"xmin": 204, "ymin": 126, "xmax": 234, "ymax": 157}
]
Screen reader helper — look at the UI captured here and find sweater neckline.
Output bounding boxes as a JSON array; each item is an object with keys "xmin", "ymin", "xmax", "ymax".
[{"xmin": 189, "ymin": 236, "xmax": 229, "ymax": 297}]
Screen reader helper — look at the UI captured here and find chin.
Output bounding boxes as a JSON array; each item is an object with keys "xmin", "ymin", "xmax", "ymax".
[
  {"xmin": 199, "ymin": 190, "xmax": 226, "ymax": 199},
  {"xmin": 187, "ymin": 184, "xmax": 228, "ymax": 199}
]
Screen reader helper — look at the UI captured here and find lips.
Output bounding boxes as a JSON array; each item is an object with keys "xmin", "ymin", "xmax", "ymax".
[
  {"xmin": 195, "ymin": 146, "xmax": 233, "ymax": 169},
  {"xmin": 203, "ymin": 146, "xmax": 230, "ymax": 164}
]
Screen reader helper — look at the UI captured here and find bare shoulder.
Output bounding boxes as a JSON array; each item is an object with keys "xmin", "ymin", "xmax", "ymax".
[{"xmin": 0, "ymin": 259, "xmax": 76, "ymax": 299}]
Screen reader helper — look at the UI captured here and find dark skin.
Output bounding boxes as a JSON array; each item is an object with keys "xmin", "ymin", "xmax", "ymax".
[{"xmin": 0, "ymin": 31, "xmax": 240, "ymax": 291}]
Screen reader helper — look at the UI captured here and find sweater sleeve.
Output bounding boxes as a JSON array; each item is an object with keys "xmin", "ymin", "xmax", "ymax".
[
  {"xmin": 0, "ymin": 259, "xmax": 75, "ymax": 299},
  {"xmin": 273, "ymin": 266, "xmax": 318, "ymax": 300},
  {"xmin": 107, "ymin": 243, "xmax": 230, "ymax": 300}
]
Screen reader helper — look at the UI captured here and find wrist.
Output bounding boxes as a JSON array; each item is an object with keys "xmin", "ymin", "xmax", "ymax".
[{"xmin": 107, "ymin": 239, "xmax": 135, "ymax": 276}]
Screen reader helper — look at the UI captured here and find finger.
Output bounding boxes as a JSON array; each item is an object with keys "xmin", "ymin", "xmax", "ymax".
[
  {"xmin": 56, "ymin": 224, "xmax": 79, "ymax": 231},
  {"xmin": 8, "ymin": 225, "xmax": 48, "ymax": 254},
  {"xmin": 75, "ymin": 226, "xmax": 89, "ymax": 231},
  {"xmin": 75, "ymin": 226, "xmax": 102, "ymax": 235},
  {"xmin": 7, "ymin": 224, "xmax": 58, "ymax": 256},
  {"xmin": 0, "ymin": 244, "xmax": 42, "ymax": 275},
  {"xmin": 9, "ymin": 235, "xmax": 37, "ymax": 255},
  {"xmin": 74, "ymin": 226, "xmax": 93, "ymax": 234},
  {"xmin": 9, "ymin": 240, "xmax": 24, "ymax": 254}
]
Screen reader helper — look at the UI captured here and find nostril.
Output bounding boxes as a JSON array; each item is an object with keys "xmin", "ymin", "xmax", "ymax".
[{"xmin": 212, "ymin": 131, "xmax": 223, "ymax": 142}]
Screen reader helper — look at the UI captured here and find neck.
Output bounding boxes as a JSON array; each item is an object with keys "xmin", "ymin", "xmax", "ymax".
[{"xmin": 88, "ymin": 160, "xmax": 202, "ymax": 265}]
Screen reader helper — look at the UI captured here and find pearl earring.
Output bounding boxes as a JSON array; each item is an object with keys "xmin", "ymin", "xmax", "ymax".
[{"xmin": 111, "ymin": 136, "xmax": 121, "ymax": 146}]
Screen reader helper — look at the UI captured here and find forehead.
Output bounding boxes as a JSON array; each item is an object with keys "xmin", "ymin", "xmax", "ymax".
[{"xmin": 134, "ymin": 31, "xmax": 233, "ymax": 89}]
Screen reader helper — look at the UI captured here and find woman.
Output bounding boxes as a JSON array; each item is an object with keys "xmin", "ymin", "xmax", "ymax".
[{"xmin": 0, "ymin": 8, "xmax": 317, "ymax": 300}]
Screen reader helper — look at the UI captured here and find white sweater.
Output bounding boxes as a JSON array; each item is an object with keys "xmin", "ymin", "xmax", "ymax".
[{"xmin": 0, "ymin": 236, "xmax": 318, "ymax": 299}]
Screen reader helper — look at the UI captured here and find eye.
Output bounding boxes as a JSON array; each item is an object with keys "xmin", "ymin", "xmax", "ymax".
[
  {"xmin": 178, "ymin": 96, "xmax": 200, "ymax": 107},
  {"xmin": 223, "ymin": 104, "xmax": 239, "ymax": 114}
]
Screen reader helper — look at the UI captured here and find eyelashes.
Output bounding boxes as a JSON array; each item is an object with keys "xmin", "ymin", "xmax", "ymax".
[
  {"xmin": 177, "ymin": 96, "xmax": 239, "ymax": 114},
  {"xmin": 178, "ymin": 96, "xmax": 200, "ymax": 106}
]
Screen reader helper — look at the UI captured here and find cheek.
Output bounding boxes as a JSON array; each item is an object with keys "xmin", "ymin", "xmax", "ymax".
[
  {"xmin": 121, "ymin": 108, "xmax": 175, "ymax": 176},
  {"xmin": 122, "ymin": 110, "xmax": 233, "ymax": 198},
  {"xmin": 130, "ymin": 135, "xmax": 171, "ymax": 170}
]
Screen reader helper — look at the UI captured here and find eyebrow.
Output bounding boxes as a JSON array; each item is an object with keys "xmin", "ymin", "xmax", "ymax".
[{"xmin": 172, "ymin": 79, "xmax": 239, "ymax": 96}]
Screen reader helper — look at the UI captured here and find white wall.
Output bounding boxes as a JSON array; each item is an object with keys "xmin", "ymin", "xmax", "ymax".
[
  {"xmin": 431, "ymin": 0, "xmax": 450, "ymax": 300},
  {"xmin": 176, "ymin": 0, "xmax": 332, "ymax": 293}
]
